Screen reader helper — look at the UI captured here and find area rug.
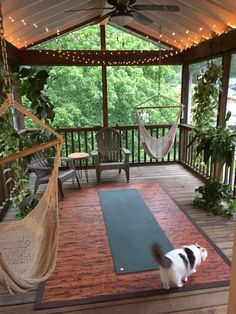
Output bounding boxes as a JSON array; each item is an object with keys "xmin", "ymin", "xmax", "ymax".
[
  {"xmin": 99, "ymin": 189, "xmax": 173, "ymax": 273},
  {"xmin": 35, "ymin": 183, "xmax": 230, "ymax": 310}
]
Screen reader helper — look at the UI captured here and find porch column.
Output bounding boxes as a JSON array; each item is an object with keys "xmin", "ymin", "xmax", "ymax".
[
  {"xmin": 218, "ymin": 53, "xmax": 231, "ymax": 126},
  {"xmin": 180, "ymin": 63, "xmax": 189, "ymax": 162},
  {"xmin": 100, "ymin": 25, "xmax": 108, "ymax": 127},
  {"xmin": 228, "ymin": 223, "xmax": 236, "ymax": 314},
  {"xmin": 180, "ymin": 63, "xmax": 189, "ymax": 124}
]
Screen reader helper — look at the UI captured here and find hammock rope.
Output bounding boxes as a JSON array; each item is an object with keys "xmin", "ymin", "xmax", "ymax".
[
  {"xmin": 135, "ymin": 102, "xmax": 183, "ymax": 160},
  {"xmin": 0, "ymin": 4, "xmax": 64, "ymax": 294}
]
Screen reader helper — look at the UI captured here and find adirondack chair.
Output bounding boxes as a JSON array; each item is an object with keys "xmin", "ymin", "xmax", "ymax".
[
  {"xmin": 91, "ymin": 127, "xmax": 131, "ymax": 183},
  {"xmin": 29, "ymin": 151, "xmax": 81, "ymax": 199}
]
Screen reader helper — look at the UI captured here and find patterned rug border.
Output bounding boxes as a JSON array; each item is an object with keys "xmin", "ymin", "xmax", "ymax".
[{"xmin": 34, "ymin": 182, "xmax": 231, "ymax": 311}]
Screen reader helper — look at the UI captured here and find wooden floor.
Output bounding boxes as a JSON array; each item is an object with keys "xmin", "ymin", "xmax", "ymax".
[{"xmin": 0, "ymin": 164, "xmax": 235, "ymax": 314}]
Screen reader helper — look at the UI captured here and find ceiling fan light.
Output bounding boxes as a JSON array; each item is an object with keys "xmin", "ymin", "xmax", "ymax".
[{"xmin": 110, "ymin": 13, "xmax": 133, "ymax": 26}]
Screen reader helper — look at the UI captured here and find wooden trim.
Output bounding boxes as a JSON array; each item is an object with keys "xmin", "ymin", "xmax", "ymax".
[
  {"xmin": 100, "ymin": 25, "xmax": 108, "ymax": 127},
  {"xmin": 102, "ymin": 66, "xmax": 108, "ymax": 126},
  {"xmin": 182, "ymin": 29, "xmax": 236, "ymax": 64},
  {"xmin": 136, "ymin": 105, "xmax": 181, "ymax": 110},
  {"xmin": 0, "ymin": 199, "xmax": 10, "ymax": 222},
  {"xmin": 228, "ymin": 224, "xmax": 236, "ymax": 314},
  {"xmin": 100, "ymin": 25, "xmax": 106, "ymax": 51},
  {"xmin": 0, "ymin": 40, "xmax": 19, "ymax": 64},
  {"xmin": 18, "ymin": 49, "xmax": 183, "ymax": 66},
  {"xmin": 218, "ymin": 54, "xmax": 231, "ymax": 126},
  {"xmin": 22, "ymin": 16, "xmax": 101, "ymax": 50},
  {"xmin": 180, "ymin": 64, "xmax": 189, "ymax": 124},
  {"xmin": 0, "ymin": 138, "xmax": 62, "ymax": 165}
]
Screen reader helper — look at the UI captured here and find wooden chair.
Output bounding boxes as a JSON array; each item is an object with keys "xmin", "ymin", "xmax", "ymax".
[
  {"xmin": 91, "ymin": 127, "xmax": 131, "ymax": 183},
  {"xmin": 28, "ymin": 152, "xmax": 81, "ymax": 199}
]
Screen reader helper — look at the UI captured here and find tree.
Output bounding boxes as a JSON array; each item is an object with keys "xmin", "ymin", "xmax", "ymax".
[{"xmin": 29, "ymin": 23, "xmax": 182, "ymax": 128}]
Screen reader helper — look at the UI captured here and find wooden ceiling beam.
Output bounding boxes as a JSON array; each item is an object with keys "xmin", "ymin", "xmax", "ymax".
[
  {"xmin": 182, "ymin": 28, "xmax": 236, "ymax": 63},
  {"xmin": 0, "ymin": 40, "xmax": 20, "ymax": 65},
  {"xmin": 18, "ymin": 49, "xmax": 183, "ymax": 66},
  {"xmin": 22, "ymin": 15, "xmax": 100, "ymax": 50}
]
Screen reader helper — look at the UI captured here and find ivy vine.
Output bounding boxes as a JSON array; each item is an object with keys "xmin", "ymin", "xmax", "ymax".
[{"xmin": 192, "ymin": 61, "xmax": 222, "ymax": 129}]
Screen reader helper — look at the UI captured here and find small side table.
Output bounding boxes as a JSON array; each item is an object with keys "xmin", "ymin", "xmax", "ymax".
[{"xmin": 68, "ymin": 152, "xmax": 89, "ymax": 183}]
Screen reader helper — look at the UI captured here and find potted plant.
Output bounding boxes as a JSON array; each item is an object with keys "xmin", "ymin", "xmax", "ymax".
[{"xmin": 188, "ymin": 113, "xmax": 236, "ymax": 217}]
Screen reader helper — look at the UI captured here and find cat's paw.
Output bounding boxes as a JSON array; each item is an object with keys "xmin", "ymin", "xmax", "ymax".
[
  {"xmin": 162, "ymin": 283, "xmax": 170, "ymax": 290},
  {"xmin": 177, "ymin": 283, "xmax": 183, "ymax": 288},
  {"xmin": 192, "ymin": 269, "xmax": 197, "ymax": 273},
  {"xmin": 183, "ymin": 277, "xmax": 188, "ymax": 282}
]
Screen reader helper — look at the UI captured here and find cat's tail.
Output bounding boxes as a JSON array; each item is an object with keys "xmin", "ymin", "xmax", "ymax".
[{"xmin": 152, "ymin": 243, "xmax": 172, "ymax": 268}]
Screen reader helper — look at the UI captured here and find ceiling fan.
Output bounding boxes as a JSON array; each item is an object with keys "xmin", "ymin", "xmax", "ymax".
[{"xmin": 65, "ymin": 0, "xmax": 180, "ymax": 26}]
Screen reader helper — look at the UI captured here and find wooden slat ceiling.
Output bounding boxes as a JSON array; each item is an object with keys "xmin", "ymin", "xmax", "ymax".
[{"xmin": 2, "ymin": 0, "xmax": 236, "ymax": 51}]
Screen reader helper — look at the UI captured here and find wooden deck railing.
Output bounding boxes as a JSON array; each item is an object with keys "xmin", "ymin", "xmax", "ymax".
[
  {"xmin": 179, "ymin": 124, "xmax": 236, "ymax": 197},
  {"xmin": 0, "ymin": 164, "xmax": 14, "ymax": 220},
  {"xmin": 0, "ymin": 123, "xmax": 235, "ymax": 213},
  {"xmin": 58, "ymin": 124, "xmax": 235, "ymax": 196},
  {"xmin": 57, "ymin": 124, "xmax": 180, "ymax": 166}
]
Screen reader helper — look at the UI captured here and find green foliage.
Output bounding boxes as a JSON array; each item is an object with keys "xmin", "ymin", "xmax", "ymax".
[
  {"xmin": 11, "ymin": 186, "xmax": 38, "ymax": 220},
  {"xmin": 0, "ymin": 66, "xmax": 53, "ymax": 219},
  {"xmin": 106, "ymin": 24, "xmax": 161, "ymax": 50},
  {"xmin": 188, "ymin": 112, "xmax": 236, "ymax": 167},
  {"xmin": 36, "ymin": 24, "xmax": 101, "ymax": 50},
  {"xmin": 194, "ymin": 179, "xmax": 236, "ymax": 218},
  {"xmin": 4, "ymin": 161, "xmax": 38, "ymax": 220},
  {"xmin": 19, "ymin": 67, "xmax": 55, "ymax": 123},
  {"xmin": 33, "ymin": 24, "xmax": 182, "ymax": 128},
  {"xmin": 192, "ymin": 61, "xmax": 222, "ymax": 129}
]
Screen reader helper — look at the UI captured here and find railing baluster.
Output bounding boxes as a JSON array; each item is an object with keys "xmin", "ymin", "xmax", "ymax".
[{"xmin": 57, "ymin": 124, "xmax": 235, "ymax": 193}]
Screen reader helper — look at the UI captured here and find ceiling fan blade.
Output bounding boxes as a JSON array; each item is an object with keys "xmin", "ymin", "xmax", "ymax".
[
  {"xmin": 131, "ymin": 11, "xmax": 153, "ymax": 25},
  {"xmin": 107, "ymin": 0, "xmax": 118, "ymax": 5},
  {"xmin": 65, "ymin": 7, "xmax": 113, "ymax": 13},
  {"xmin": 93, "ymin": 11, "xmax": 115, "ymax": 24},
  {"xmin": 132, "ymin": 5, "xmax": 180, "ymax": 12}
]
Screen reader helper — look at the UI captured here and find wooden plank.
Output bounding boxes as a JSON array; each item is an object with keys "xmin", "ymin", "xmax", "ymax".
[
  {"xmin": 0, "ymin": 165, "xmax": 234, "ymax": 314},
  {"xmin": 228, "ymin": 223, "xmax": 236, "ymax": 314},
  {"xmin": 183, "ymin": 29, "xmax": 236, "ymax": 63},
  {"xmin": 218, "ymin": 54, "xmax": 231, "ymax": 126},
  {"xmin": 0, "ymin": 289, "xmax": 229, "ymax": 314}
]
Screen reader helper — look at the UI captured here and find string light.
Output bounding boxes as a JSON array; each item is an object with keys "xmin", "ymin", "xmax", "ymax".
[{"xmin": 4, "ymin": 14, "xmax": 236, "ymax": 59}]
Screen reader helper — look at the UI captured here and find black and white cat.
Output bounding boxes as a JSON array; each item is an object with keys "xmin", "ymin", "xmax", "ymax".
[{"xmin": 152, "ymin": 243, "xmax": 208, "ymax": 289}]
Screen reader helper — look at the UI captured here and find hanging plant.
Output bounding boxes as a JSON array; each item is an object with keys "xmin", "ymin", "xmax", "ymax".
[
  {"xmin": 188, "ymin": 112, "xmax": 236, "ymax": 168},
  {"xmin": 18, "ymin": 67, "xmax": 55, "ymax": 123},
  {"xmin": 192, "ymin": 61, "xmax": 222, "ymax": 129},
  {"xmin": 1, "ymin": 67, "xmax": 55, "ymax": 219}
]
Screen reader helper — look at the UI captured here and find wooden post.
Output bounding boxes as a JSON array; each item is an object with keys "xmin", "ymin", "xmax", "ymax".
[
  {"xmin": 180, "ymin": 63, "xmax": 189, "ymax": 124},
  {"xmin": 100, "ymin": 25, "xmax": 108, "ymax": 127},
  {"xmin": 228, "ymin": 223, "xmax": 236, "ymax": 314},
  {"xmin": 218, "ymin": 54, "xmax": 231, "ymax": 126},
  {"xmin": 215, "ymin": 54, "xmax": 231, "ymax": 181}
]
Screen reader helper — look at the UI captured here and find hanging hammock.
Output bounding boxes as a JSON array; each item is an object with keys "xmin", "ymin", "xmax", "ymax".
[
  {"xmin": 0, "ymin": 5, "xmax": 64, "ymax": 293},
  {"xmin": 135, "ymin": 98, "xmax": 183, "ymax": 160},
  {"xmin": 0, "ymin": 95, "xmax": 64, "ymax": 294}
]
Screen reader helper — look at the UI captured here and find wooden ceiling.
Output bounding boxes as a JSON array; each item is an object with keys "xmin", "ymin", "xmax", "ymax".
[{"xmin": 2, "ymin": 0, "xmax": 236, "ymax": 51}]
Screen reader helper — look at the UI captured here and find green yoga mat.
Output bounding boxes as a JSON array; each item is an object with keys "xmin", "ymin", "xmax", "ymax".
[{"xmin": 99, "ymin": 188, "xmax": 173, "ymax": 274}]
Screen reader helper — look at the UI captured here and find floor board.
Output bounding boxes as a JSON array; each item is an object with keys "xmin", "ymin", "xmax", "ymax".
[{"xmin": 0, "ymin": 164, "xmax": 235, "ymax": 313}]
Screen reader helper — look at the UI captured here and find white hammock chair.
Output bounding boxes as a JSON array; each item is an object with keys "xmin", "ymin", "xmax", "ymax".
[
  {"xmin": 0, "ymin": 94, "xmax": 64, "ymax": 294},
  {"xmin": 135, "ymin": 98, "xmax": 183, "ymax": 160},
  {"xmin": 0, "ymin": 9, "xmax": 64, "ymax": 293}
]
